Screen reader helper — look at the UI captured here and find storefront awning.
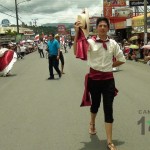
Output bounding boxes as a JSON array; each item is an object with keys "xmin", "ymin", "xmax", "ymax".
[{"xmin": 132, "ymin": 13, "xmax": 150, "ymax": 27}]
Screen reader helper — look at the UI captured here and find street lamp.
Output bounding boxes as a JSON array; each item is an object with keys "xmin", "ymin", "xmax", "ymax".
[{"xmin": 15, "ymin": 0, "xmax": 31, "ymax": 34}]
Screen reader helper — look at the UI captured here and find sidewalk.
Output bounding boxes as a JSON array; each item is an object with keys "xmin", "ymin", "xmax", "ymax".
[{"xmin": 138, "ymin": 59, "xmax": 145, "ymax": 63}]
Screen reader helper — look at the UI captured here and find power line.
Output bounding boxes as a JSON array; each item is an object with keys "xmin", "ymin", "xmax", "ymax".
[
  {"xmin": 0, "ymin": 10, "xmax": 25, "ymax": 25},
  {"xmin": 0, "ymin": 3, "xmax": 30, "ymax": 25},
  {"xmin": 0, "ymin": 4, "xmax": 24, "ymax": 18},
  {"xmin": 0, "ymin": 10, "xmax": 16, "ymax": 18},
  {"xmin": 0, "ymin": 4, "xmax": 14, "ymax": 12},
  {"xmin": 0, "ymin": 4, "xmax": 17, "ymax": 19}
]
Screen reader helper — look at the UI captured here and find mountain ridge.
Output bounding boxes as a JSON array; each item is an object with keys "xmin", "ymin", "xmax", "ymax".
[{"xmin": 42, "ymin": 23, "xmax": 74, "ymax": 28}]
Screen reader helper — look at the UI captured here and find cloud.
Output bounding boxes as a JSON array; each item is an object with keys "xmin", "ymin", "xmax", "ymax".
[{"xmin": 0, "ymin": 0, "xmax": 103, "ymax": 25}]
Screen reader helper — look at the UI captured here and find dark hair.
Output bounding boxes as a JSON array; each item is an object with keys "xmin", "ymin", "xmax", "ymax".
[
  {"xmin": 96, "ymin": 17, "xmax": 110, "ymax": 28},
  {"xmin": 49, "ymin": 33, "xmax": 54, "ymax": 37}
]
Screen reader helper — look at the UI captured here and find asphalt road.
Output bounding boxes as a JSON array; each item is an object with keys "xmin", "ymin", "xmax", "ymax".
[{"xmin": 0, "ymin": 49, "xmax": 150, "ymax": 150}]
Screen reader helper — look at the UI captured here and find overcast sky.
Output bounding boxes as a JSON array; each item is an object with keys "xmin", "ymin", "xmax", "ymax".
[{"xmin": 0, "ymin": 0, "xmax": 103, "ymax": 26}]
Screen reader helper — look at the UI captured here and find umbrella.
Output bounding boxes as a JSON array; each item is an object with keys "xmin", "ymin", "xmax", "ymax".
[
  {"xmin": 142, "ymin": 45, "xmax": 150, "ymax": 49},
  {"xmin": 26, "ymin": 39, "xmax": 33, "ymax": 43},
  {"xmin": 129, "ymin": 35, "xmax": 139, "ymax": 41},
  {"xmin": 129, "ymin": 44, "xmax": 139, "ymax": 49}
]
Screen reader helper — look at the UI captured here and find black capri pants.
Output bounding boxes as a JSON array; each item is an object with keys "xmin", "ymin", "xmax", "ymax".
[{"xmin": 89, "ymin": 79, "xmax": 115, "ymax": 123}]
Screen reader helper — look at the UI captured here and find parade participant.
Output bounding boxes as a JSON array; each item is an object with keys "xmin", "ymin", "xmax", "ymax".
[
  {"xmin": 55, "ymin": 34, "xmax": 65, "ymax": 74},
  {"xmin": 16, "ymin": 43, "xmax": 21, "ymax": 59},
  {"xmin": 47, "ymin": 33, "xmax": 61, "ymax": 79},
  {"xmin": 0, "ymin": 44, "xmax": 17, "ymax": 76},
  {"xmin": 20, "ymin": 44, "xmax": 26, "ymax": 59},
  {"xmin": 38, "ymin": 38, "xmax": 45, "ymax": 58},
  {"xmin": 64, "ymin": 42, "xmax": 68, "ymax": 53},
  {"xmin": 74, "ymin": 11, "xmax": 126, "ymax": 150},
  {"xmin": 68, "ymin": 40, "xmax": 72, "ymax": 49}
]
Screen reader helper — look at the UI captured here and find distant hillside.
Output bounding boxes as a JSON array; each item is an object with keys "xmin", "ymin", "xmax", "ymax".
[{"xmin": 42, "ymin": 23, "xmax": 74, "ymax": 28}]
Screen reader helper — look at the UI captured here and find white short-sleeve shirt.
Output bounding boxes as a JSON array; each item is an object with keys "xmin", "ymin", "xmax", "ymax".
[{"xmin": 87, "ymin": 37, "xmax": 126, "ymax": 72}]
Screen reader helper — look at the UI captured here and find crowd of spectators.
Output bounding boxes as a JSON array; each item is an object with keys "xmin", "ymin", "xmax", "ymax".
[{"xmin": 120, "ymin": 38, "xmax": 150, "ymax": 65}]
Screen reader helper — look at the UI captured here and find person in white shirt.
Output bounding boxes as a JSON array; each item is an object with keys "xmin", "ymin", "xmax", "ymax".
[
  {"xmin": 20, "ymin": 44, "xmax": 26, "ymax": 59},
  {"xmin": 74, "ymin": 17, "xmax": 126, "ymax": 150},
  {"xmin": 43, "ymin": 41, "xmax": 48, "ymax": 58},
  {"xmin": 38, "ymin": 39, "xmax": 45, "ymax": 58},
  {"xmin": 16, "ymin": 43, "xmax": 21, "ymax": 59}
]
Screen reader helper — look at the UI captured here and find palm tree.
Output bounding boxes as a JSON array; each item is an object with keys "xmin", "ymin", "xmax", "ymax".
[{"xmin": 5, "ymin": 29, "xmax": 17, "ymax": 36}]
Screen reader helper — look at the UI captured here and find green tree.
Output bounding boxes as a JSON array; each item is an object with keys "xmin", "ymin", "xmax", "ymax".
[{"xmin": 5, "ymin": 29, "xmax": 17, "ymax": 36}]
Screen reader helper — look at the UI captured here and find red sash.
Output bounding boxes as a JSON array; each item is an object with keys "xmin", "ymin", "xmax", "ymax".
[{"xmin": 80, "ymin": 68, "xmax": 118, "ymax": 107}]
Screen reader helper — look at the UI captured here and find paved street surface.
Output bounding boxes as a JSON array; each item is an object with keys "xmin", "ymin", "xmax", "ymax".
[{"xmin": 0, "ymin": 49, "xmax": 150, "ymax": 150}]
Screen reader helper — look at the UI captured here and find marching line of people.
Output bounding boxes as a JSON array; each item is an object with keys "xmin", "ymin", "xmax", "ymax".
[{"xmin": 0, "ymin": 33, "xmax": 69, "ymax": 78}]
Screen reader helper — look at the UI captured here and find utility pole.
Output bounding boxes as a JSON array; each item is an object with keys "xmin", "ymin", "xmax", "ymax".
[
  {"xmin": 32, "ymin": 19, "xmax": 38, "ymax": 26},
  {"xmin": 15, "ymin": 0, "xmax": 31, "ymax": 34},
  {"xmin": 15, "ymin": 0, "xmax": 19, "ymax": 34},
  {"xmin": 144, "ymin": 0, "xmax": 147, "ymax": 44}
]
